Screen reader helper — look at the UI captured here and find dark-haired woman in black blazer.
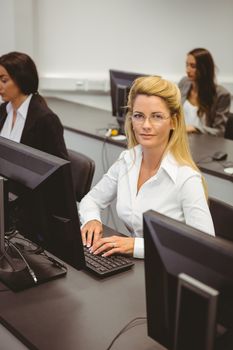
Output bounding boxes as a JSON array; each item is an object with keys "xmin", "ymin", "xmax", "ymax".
[{"xmin": 0, "ymin": 51, "xmax": 68, "ymax": 159}]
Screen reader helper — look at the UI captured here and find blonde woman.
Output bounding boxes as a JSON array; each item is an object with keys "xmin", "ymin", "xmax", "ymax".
[{"xmin": 79, "ymin": 76, "xmax": 214, "ymax": 259}]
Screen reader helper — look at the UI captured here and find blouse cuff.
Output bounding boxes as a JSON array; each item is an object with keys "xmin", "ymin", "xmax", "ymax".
[{"xmin": 133, "ymin": 237, "xmax": 144, "ymax": 259}]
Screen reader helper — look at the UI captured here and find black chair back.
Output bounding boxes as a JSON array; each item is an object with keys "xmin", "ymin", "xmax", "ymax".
[
  {"xmin": 209, "ymin": 197, "xmax": 233, "ymax": 242},
  {"xmin": 225, "ymin": 112, "xmax": 233, "ymax": 140},
  {"xmin": 68, "ymin": 149, "xmax": 95, "ymax": 202}
]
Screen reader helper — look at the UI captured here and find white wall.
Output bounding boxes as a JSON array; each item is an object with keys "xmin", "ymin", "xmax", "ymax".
[
  {"xmin": 14, "ymin": 0, "xmax": 35, "ymax": 56},
  {"xmin": 0, "ymin": 0, "xmax": 233, "ymax": 108},
  {"xmin": 0, "ymin": 0, "xmax": 15, "ymax": 53},
  {"xmin": 35, "ymin": 0, "xmax": 233, "ymax": 88},
  {"xmin": 0, "ymin": 0, "xmax": 35, "ymax": 57}
]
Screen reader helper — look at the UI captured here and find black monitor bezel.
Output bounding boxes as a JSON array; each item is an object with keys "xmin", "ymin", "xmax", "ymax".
[
  {"xmin": 143, "ymin": 210, "xmax": 233, "ymax": 348},
  {"xmin": 0, "ymin": 137, "xmax": 85, "ymax": 271},
  {"xmin": 109, "ymin": 69, "xmax": 146, "ymax": 133}
]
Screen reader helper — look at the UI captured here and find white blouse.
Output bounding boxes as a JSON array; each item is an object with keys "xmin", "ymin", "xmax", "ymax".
[
  {"xmin": 0, "ymin": 94, "xmax": 32, "ymax": 142},
  {"xmin": 79, "ymin": 145, "xmax": 215, "ymax": 259},
  {"xmin": 183, "ymin": 99, "xmax": 206, "ymax": 133}
]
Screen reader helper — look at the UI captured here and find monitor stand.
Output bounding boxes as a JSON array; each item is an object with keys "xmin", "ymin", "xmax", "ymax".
[
  {"xmin": 173, "ymin": 273, "xmax": 219, "ymax": 350},
  {"xmin": 116, "ymin": 116, "xmax": 126, "ymax": 135},
  {"xmin": 0, "ymin": 177, "xmax": 67, "ymax": 292}
]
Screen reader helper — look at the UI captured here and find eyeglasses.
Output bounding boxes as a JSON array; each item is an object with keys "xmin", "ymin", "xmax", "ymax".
[{"xmin": 131, "ymin": 112, "xmax": 171, "ymax": 125}]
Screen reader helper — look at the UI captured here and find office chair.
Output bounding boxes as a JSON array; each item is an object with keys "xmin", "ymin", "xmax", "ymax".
[
  {"xmin": 68, "ymin": 149, "xmax": 95, "ymax": 202},
  {"xmin": 209, "ymin": 197, "xmax": 233, "ymax": 242},
  {"xmin": 225, "ymin": 112, "xmax": 233, "ymax": 140}
]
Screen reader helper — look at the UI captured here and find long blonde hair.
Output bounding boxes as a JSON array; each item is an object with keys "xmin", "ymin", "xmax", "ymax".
[{"xmin": 124, "ymin": 75, "xmax": 208, "ymax": 196}]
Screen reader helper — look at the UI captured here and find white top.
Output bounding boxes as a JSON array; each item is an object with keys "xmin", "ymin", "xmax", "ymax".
[
  {"xmin": 0, "ymin": 94, "xmax": 32, "ymax": 142},
  {"xmin": 79, "ymin": 145, "xmax": 215, "ymax": 259},
  {"xmin": 183, "ymin": 99, "xmax": 206, "ymax": 133}
]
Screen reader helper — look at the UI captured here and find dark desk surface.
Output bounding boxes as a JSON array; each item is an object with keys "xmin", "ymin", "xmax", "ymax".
[
  {"xmin": 0, "ymin": 262, "xmax": 162, "ymax": 350},
  {"xmin": 0, "ymin": 227, "xmax": 164, "ymax": 350},
  {"xmin": 46, "ymin": 97, "xmax": 126, "ymax": 148},
  {"xmin": 188, "ymin": 133, "xmax": 233, "ymax": 182}
]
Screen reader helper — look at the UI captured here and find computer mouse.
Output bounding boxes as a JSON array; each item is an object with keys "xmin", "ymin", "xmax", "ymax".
[
  {"xmin": 224, "ymin": 167, "xmax": 233, "ymax": 175},
  {"xmin": 212, "ymin": 151, "xmax": 228, "ymax": 161}
]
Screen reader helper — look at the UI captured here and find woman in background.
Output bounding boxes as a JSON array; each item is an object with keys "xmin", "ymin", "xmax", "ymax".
[
  {"xmin": 0, "ymin": 51, "xmax": 68, "ymax": 159},
  {"xmin": 178, "ymin": 48, "xmax": 231, "ymax": 136},
  {"xmin": 79, "ymin": 76, "xmax": 214, "ymax": 259}
]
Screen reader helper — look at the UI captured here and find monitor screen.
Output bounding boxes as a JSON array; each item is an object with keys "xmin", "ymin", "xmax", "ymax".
[
  {"xmin": 0, "ymin": 137, "xmax": 85, "ymax": 272},
  {"xmin": 143, "ymin": 210, "xmax": 233, "ymax": 349},
  {"xmin": 109, "ymin": 69, "xmax": 146, "ymax": 134}
]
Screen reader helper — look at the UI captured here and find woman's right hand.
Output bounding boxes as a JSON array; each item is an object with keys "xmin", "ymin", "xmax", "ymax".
[
  {"xmin": 186, "ymin": 125, "xmax": 198, "ymax": 133},
  {"xmin": 81, "ymin": 220, "xmax": 103, "ymax": 247}
]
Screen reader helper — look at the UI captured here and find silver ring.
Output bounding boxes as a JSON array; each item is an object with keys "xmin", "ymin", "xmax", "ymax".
[{"xmin": 112, "ymin": 242, "xmax": 116, "ymax": 248}]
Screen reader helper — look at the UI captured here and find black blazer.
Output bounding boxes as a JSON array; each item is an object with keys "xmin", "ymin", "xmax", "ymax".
[{"xmin": 0, "ymin": 94, "xmax": 68, "ymax": 160}]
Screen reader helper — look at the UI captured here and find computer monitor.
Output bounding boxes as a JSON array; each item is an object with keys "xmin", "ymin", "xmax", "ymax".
[
  {"xmin": 143, "ymin": 210, "xmax": 233, "ymax": 350},
  {"xmin": 0, "ymin": 137, "xmax": 85, "ymax": 291},
  {"xmin": 109, "ymin": 69, "xmax": 146, "ymax": 134}
]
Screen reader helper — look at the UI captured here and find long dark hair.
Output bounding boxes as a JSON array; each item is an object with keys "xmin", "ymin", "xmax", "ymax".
[
  {"xmin": 188, "ymin": 48, "xmax": 216, "ymax": 120},
  {"xmin": 0, "ymin": 51, "xmax": 39, "ymax": 95}
]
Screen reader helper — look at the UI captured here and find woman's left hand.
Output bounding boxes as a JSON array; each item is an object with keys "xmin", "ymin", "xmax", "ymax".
[{"xmin": 89, "ymin": 235, "xmax": 135, "ymax": 257}]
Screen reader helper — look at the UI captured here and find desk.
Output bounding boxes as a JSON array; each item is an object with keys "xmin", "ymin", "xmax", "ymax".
[
  {"xmin": 188, "ymin": 133, "xmax": 233, "ymax": 181},
  {"xmin": 64, "ymin": 128, "xmax": 233, "ymax": 206},
  {"xmin": 188, "ymin": 133, "xmax": 233, "ymax": 206},
  {"xmin": 0, "ymin": 227, "xmax": 164, "ymax": 350}
]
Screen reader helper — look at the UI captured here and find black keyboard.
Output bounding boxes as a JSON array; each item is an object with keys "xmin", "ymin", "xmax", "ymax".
[{"xmin": 84, "ymin": 246, "xmax": 134, "ymax": 277}]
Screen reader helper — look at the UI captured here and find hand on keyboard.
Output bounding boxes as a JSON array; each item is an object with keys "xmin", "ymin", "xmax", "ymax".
[
  {"xmin": 84, "ymin": 246, "xmax": 134, "ymax": 277},
  {"xmin": 81, "ymin": 220, "xmax": 103, "ymax": 247},
  {"xmin": 89, "ymin": 235, "xmax": 135, "ymax": 257}
]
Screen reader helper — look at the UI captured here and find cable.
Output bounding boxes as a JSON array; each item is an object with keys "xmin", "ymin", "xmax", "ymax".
[
  {"xmin": 8, "ymin": 235, "xmax": 67, "ymax": 271},
  {"xmin": 7, "ymin": 240, "xmax": 38, "ymax": 284},
  {"xmin": 8, "ymin": 234, "xmax": 43, "ymax": 254},
  {"xmin": 0, "ymin": 241, "xmax": 11, "ymax": 262},
  {"xmin": 4, "ymin": 228, "xmax": 19, "ymax": 238},
  {"xmin": 40, "ymin": 250, "xmax": 67, "ymax": 271},
  {"xmin": 196, "ymin": 155, "xmax": 213, "ymax": 165},
  {"xmin": 106, "ymin": 316, "xmax": 147, "ymax": 350}
]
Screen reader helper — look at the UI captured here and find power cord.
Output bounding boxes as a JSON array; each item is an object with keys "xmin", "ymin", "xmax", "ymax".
[
  {"xmin": 4, "ymin": 228, "xmax": 20, "ymax": 239},
  {"xmin": 196, "ymin": 156, "xmax": 213, "ymax": 165},
  {"xmin": 14, "ymin": 236, "xmax": 67, "ymax": 271},
  {"xmin": 40, "ymin": 250, "xmax": 67, "ymax": 271},
  {"xmin": 7, "ymin": 240, "xmax": 37, "ymax": 284},
  {"xmin": 21, "ymin": 237, "xmax": 66, "ymax": 269},
  {"xmin": 6, "ymin": 234, "xmax": 67, "ymax": 277},
  {"xmin": 8, "ymin": 234, "xmax": 44, "ymax": 254},
  {"xmin": 106, "ymin": 316, "xmax": 147, "ymax": 350},
  {"xmin": 0, "ymin": 242, "xmax": 11, "ymax": 262}
]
